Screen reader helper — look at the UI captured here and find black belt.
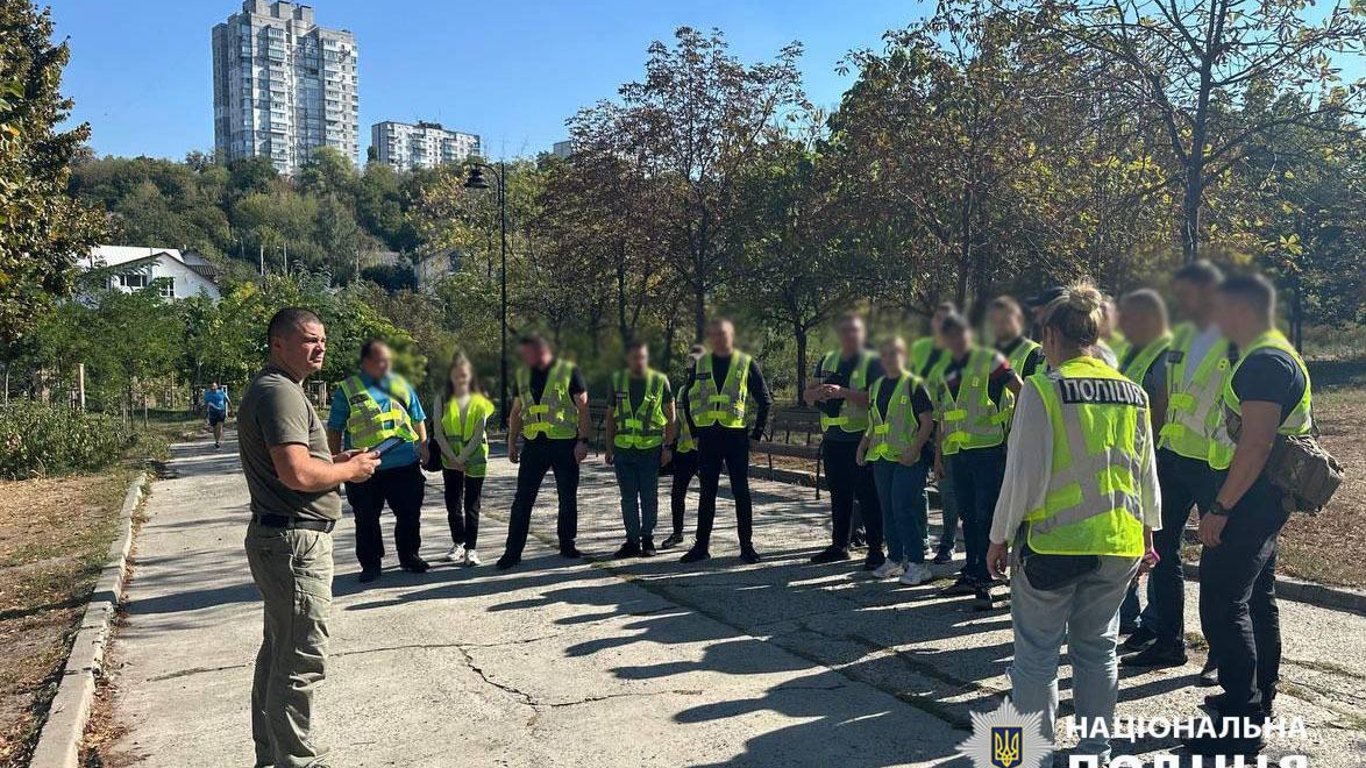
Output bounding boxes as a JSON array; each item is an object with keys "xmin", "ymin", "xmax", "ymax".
[{"xmin": 254, "ymin": 513, "xmax": 335, "ymax": 533}]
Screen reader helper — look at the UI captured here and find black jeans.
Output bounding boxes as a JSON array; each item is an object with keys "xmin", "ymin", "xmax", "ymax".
[
  {"xmin": 1199, "ymin": 474, "xmax": 1289, "ymax": 718},
  {"xmin": 1141, "ymin": 449, "xmax": 1218, "ymax": 648},
  {"xmin": 502, "ymin": 439, "xmax": 580, "ymax": 560},
  {"xmin": 822, "ymin": 439, "xmax": 884, "ymax": 559},
  {"xmin": 695, "ymin": 427, "xmax": 754, "ymax": 550},
  {"xmin": 948, "ymin": 446, "xmax": 1006, "ymax": 582},
  {"xmin": 669, "ymin": 449, "xmax": 700, "ymax": 537},
  {"xmin": 442, "ymin": 468, "xmax": 484, "ymax": 549},
  {"xmin": 345, "ymin": 461, "xmax": 425, "ymax": 569}
]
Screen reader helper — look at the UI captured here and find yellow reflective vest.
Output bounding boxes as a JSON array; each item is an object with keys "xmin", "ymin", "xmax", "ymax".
[
  {"xmin": 339, "ymin": 373, "xmax": 419, "ymax": 450},
  {"xmin": 1120, "ymin": 333, "xmax": 1172, "ymax": 388},
  {"xmin": 1214, "ymin": 329, "xmax": 1313, "ymax": 470},
  {"xmin": 612, "ymin": 368, "xmax": 670, "ymax": 450},
  {"xmin": 516, "ymin": 359, "xmax": 580, "ymax": 440},
  {"xmin": 441, "ymin": 393, "xmax": 494, "ymax": 477},
  {"xmin": 865, "ymin": 374, "xmax": 923, "ymax": 462},
  {"xmin": 933, "ymin": 347, "xmax": 1009, "ymax": 455},
  {"xmin": 689, "ymin": 351, "xmax": 751, "ymax": 429},
  {"xmin": 1024, "ymin": 356, "xmax": 1148, "ymax": 557},
  {"xmin": 816, "ymin": 349, "xmax": 875, "ymax": 434},
  {"xmin": 1158, "ymin": 322, "xmax": 1234, "ymax": 467}
]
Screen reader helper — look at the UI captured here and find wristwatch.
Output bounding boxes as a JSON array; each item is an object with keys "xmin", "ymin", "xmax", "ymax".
[{"xmin": 1209, "ymin": 501, "xmax": 1231, "ymax": 517}]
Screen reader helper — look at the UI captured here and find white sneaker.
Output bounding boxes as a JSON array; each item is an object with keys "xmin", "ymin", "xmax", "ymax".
[
  {"xmin": 872, "ymin": 561, "xmax": 900, "ymax": 579},
  {"xmin": 463, "ymin": 549, "xmax": 481, "ymax": 567},
  {"xmin": 445, "ymin": 544, "xmax": 465, "ymax": 563},
  {"xmin": 900, "ymin": 562, "xmax": 934, "ymax": 586}
]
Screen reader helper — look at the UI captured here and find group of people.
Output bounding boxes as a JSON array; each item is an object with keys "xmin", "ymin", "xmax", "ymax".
[{"xmin": 234, "ymin": 258, "xmax": 1313, "ymax": 767}]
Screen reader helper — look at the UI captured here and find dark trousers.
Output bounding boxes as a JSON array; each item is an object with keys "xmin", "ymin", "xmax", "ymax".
[
  {"xmin": 345, "ymin": 461, "xmax": 425, "ymax": 569},
  {"xmin": 1141, "ymin": 449, "xmax": 1218, "ymax": 647},
  {"xmin": 822, "ymin": 439, "xmax": 884, "ymax": 558},
  {"xmin": 695, "ymin": 427, "xmax": 754, "ymax": 550},
  {"xmin": 503, "ymin": 439, "xmax": 580, "ymax": 560},
  {"xmin": 949, "ymin": 446, "xmax": 1006, "ymax": 582},
  {"xmin": 442, "ymin": 468, "xmax": 484, "ymax": 549},
  {"xmin": 669, "ymin": 449, "xmax": 700, "ymax": 537},
  {"xmin": 1199, "ymin": 475, "xmax": 1289, "ymax": 717}
]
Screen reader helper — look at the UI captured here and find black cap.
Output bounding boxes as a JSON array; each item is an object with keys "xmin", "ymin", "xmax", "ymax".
[{"xmin": 1025, "ymin": 286, "xmax": 1066, "ymax": 309}]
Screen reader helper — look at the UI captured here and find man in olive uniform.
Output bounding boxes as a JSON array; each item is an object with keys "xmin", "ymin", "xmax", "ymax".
[
  {"xmin": 327, "ymin": 340, "xmax": 431, "ymax": 583},
  {"xmin": 239, "ymin": 308, "xmax": 379, "ymax": 768},
  {"xmin": 497, "ymin": 333, "xmax": 592, "ymax": 570},
  {"xmin": 804, "ymin": 313, "xmax": 885, "ymax": 568},
  {"xmin": 679, "ymin": 318, "xmax": 773, "ymax": 564}
]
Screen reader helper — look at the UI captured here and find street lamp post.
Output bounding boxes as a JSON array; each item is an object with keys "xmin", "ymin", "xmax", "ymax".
[{"xmin": 464, "ymin": 162, "xmax": 510, "ymax": 428}]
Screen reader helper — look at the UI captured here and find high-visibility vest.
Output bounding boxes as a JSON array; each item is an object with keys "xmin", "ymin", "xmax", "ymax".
[
  {"xmin": 934, "ymin": 347, "xmax": 1009, "ymax": 455},
  {"xmin": 339, "ymin": 373, "xmax": 419, "ymax": 450},
  {"xmin": 1120, "ymin": 333, "xmax": 1172, "ymax": 387},
  {"xmin": 612, "ymin": 369, "xmax": 670, "ymax": 450},
  {"xmin": 909, "ymin": 337, "xmax": 934, "ymax": 376},
  {"xmin": 689, "ymin": 351, "xmax": 751, "ymax": 429},
  {"xmin": 1215, "ymin": 329, "xmax": 1313, "ymax": 469},
  {"xmin": 1158, "ymin": 322, "xmax": 1234, "ymax": 467},
  {"xmin": 1106, "ymin": 332, "xmax": 1131, "ymax": 363},
  {"xmin": 816, "ymin": 349, "xmax": 875, "ymax": 433},
  {"xmin": 1002, "ymin": 337, "xmax": 1042, "ymax": 378},
  {"xmin": 866, "ymin": 374, "xmax": 923, "ymax": 462},
  {"xmin": 441, "ymin": 393, "xmax": 494, "ymax": 477},
  {"xmin": 1024, "ymin": 356, "xmax": 1148, "ymax": 557},
  {"xmin": 517, "ymin": 359, "xmax": 580, "ymax": 440}
]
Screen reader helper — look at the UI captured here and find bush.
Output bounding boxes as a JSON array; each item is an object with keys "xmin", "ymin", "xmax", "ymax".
[{"xmin": 0, "ymin": 403, "xmax": 133, "ymax": 479}]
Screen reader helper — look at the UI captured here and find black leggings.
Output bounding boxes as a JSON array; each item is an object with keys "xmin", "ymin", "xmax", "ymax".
[
  {"xmin": 669, "ymin": 449, "xmax": 700, "ymax": 537},
  {"xmin": 442, "ymin": 468, "xmax": 484, "ymax": 549}
]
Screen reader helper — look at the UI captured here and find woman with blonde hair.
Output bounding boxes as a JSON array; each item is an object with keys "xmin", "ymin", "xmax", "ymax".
[
  {"xmin": 987, "ymin": 281, "xmax": 1161, "ymax": 766},
  {"xmin": 434, "ymin": 352, "xmax": 495, "ymax": 566}
]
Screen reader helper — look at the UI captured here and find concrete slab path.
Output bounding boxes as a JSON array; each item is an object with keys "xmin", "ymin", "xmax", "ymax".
[{"xmin": 107, "ymin": 437, "xmax": 1365, "ymax": 767}]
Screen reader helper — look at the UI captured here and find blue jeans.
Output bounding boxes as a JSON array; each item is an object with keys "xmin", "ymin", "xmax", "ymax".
[
  {"xmin": 613, "ymin": 446, "xmax": 661, "ymax": 544},
  {"xmin": 1119, "ymin": 580, "xmax": 1141, "ymax": 629},
  {"xmin": 1010, "ymin": 553, "xmax": 1140, "ymax": 764},
  {"xmin": 936, "ymin": 452, "xmax": 959, "ymax": 553},
  {"xmin": 949, "ymin": 446, "xmax": 1007, "ymax": 582},
  {"xmin": 872, "ymin": 460, "xmax": 929, "ymax": 564}
]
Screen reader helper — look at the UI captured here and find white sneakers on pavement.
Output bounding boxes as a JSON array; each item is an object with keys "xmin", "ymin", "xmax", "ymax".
[
  {"xmin": 872, "ymin": 560, "xmax": 906, "ymax": 579},
  {"xmin": 899, "ymin": 562, "xmax": 934, "ymax": 586},
  {"xmin": 463, "ymin": 549, "xmax": 481, "ymax": 567},
  {"xmin": 445, "ymin": 544, "xmax": 465, "ymax": 563}
]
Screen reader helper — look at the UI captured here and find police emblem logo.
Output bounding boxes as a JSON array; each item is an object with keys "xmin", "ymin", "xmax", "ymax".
[{"xmin": 958, "ymin": 698, "xmax": 1052, "ymax": 768}]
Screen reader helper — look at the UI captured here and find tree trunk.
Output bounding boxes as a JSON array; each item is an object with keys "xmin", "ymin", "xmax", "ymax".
[
  {"xmin": 616, "ymin": 255, "xmax": 629, "ymax": 346},
  {"xmin": 693, "ymin": 282, "xmax": 707, "ymax": 344},
  {"xmin": 793, "ymin": 324, "xmax": 809, "ymax": 408}
]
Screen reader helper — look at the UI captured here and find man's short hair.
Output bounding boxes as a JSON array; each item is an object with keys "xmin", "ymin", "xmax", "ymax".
[
  {"xmin": 1120, "ymin": 288, "xmax": 1169, "ymax": 326},
  {"xmin": 1219, "ymin": 273, "xmax": 1276, "ymax": 319},
  {"xmin": 1174, "ymin": 259, "xmax": 1224, "ymax": 287},
  {"xmin": 836, "ymin": 311, "xmax": 864, "ymax": 329},
  {"xmin": 707, "ymin": 317, "xmax": 734, "ymax": 332},
  {"xmin": 934, "ymin": 301, "xmax": 958, "ymax": 316},
  {"xmin": 940, "ymin": 312, "xmax": 970, "ymax": 334},
  {"xmin": 360, "ymin": 338, "xmax": 389, "ymax": 361},
  {"xmin": 266, "ymin": 308, "xmax": 321, "ymax": 342},
  {"xmin": 518, "ymin": 331, "xmax": 549, "ymax": 348},
  {"xmin": 625, "ymin": 339, "xmax": 649, "ymax": 354},
  {"xmin": 989, "ymin": 296, "xmax": 1023, "ymax": 317}
]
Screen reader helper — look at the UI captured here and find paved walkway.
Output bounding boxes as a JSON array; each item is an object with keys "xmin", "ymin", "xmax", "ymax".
[{"xmin": 107, "ymin": 437, "xmax": 1365, "ymax": 767}]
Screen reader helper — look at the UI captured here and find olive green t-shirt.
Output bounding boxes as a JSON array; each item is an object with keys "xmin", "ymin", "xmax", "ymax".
[{"xmin": 237, "ymin": 364, "xmax": 342, "ymax": 521}]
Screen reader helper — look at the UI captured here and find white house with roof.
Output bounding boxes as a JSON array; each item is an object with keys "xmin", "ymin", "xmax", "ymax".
[{"xmin": 81, "ymin": 246, "xmax": 222, "ymax": 301}]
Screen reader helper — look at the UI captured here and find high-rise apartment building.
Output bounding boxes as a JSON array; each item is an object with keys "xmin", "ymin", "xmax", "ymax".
[
  {"xmin": 371, "ymin": 121, "xmax": 482, "ymax": 170},
  {"xmin": 212, "ymin": 1, "xmax": 359, "ymax": 175}
]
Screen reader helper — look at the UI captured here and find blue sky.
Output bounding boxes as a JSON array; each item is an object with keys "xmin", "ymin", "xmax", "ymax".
[{"xmin": 48, "ymin": 0, "xmax": 925, "ymax": 161}]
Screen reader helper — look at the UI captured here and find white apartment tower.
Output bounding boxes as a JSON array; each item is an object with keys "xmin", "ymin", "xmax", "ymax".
[
  {"xmin": 371, "ymin": 121, "xmax": 482, "ymax": 170},
  {"xmin": 212, "ymin": 1, "xmax": 359, "ymax": 175}
]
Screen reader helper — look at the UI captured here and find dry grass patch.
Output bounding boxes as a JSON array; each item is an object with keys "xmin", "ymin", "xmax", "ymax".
[{"xmin": 0, "ymin": 470, "xmax": 131, "ymax": 767}]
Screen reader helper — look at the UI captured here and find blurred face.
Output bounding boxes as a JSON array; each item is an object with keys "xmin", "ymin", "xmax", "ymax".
[
  {"xmin": 209, "ymin": 382, "xmax": 220, "ymax": 392},
  {"xmin": 837, "ymin": 317, "xmax": 865, "ymax": 354},
  {"xmin": 449, "ymin": 363, "xmax": 471, "ymax": 393},
  {"xmin": 626, "ymin": 344, "xmax": 649, "ymax": 374},
  {"xmin": 880, "ymin": 339, "xmax": 907, "ymax": 374},
  {"xmin": 1212, "ymin": 292, "xmax": 1256, "ymax": 345},
  {"xmin": 707, "ymin": 320, "xmax": 735, "ymax": 353},
  {"xmin": 945, "ymin": 325, "xmax": 970, "ymax": 357},
  {"xmin": 988, "ymin": 306, "xmax": 1022, "ymax": 342},
  {"xmin": 518, "ymin": 340, "xmax": 552, "ymax": 368},
  {"xmin": 932, "ymin": 310, "xmax": 951, "ymax": 342},
  {"xmin": 273, "ymin": 320, "xmax": 327, "ymax": 378},
  {"xmin": 1172, "ymin": 278, "xmax": 1212, "ymax": 324},
  {"xmin": 1118, "ymin": 303, "xmax": 1158, "ymax": 346},
  {"xmin": 362, "ymin": 343, "xmax": 392, "ymax": 380},
  {"xmin": 1099, "ymin": 301, "xmax": 1118, "ymax": 337}
]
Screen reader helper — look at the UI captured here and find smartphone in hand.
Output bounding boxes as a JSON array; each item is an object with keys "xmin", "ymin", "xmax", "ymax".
[{"xmin": 370, "ymin": 436, "xmax": 406, "ymax": 456}]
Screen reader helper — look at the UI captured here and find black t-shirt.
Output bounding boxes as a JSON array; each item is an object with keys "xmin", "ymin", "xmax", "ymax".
[
  {"xmin": 1231, "ymin": 348, "xmax": 1307, "ymax": 426},
  {"xmin": 941, "ymin": 350, "xmax": 1019, "ymax": 405},
  {"xmin": 874, "ymin": 373, "xmax": 936, "ymax": 465},
  {"xmin": 515, "ymin": 360, "xmax": 588, "ymax": 442},
  {"xmin": 997, "ymin": 337, "xmax": 1045, "ymax": 379},
  {"xmin": 815, "ymin": 351, "xmax": 886, "ymax": 442},
  {"xmin": 915, "ymin": 347, "xmax": 946, "ymax": 380},
  {"xmin": 623, "ymin": 374, "xmax": 673, "ymax": 412}
]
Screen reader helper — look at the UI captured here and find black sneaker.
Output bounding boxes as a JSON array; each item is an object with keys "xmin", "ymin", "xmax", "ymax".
[
  {"xmin": 863, "ymin": 552, "xmax": 887, "ymax": 571},
  {"xmin": 560, "ymin": 545, "xmax": 585, "ymax": 559},
  {"xmin": 933, "ymin": 548, "xmax": 954, "ymax": 565},
  {"xmin": 1121, "ymin": 643, "xmax": 1188, "ymax": 669},
  {"xmin": 680, "ymin": 546, "xmax": 711, "ymax": 564},
  {"xmin": 399, "ymin": 557, "xmax": 430, "ymax": 574},
  {"xmin": 495, "ymin": 555, "xmax": 520, "ymax": 570},
  {"xmin": 640, "ymin": 538, "xmax": 657, "ymax": 557},
  {"xmin": 660, "ymin": 532, "xmax": 684, "ymax": 549},
  {"xmin": 1198, "ymin": 656, "xmax": 1219, "ymax": 687},
  {"xmin": 739, "ymin": 547, "xmax": 763, "ymax": 564},
  {"xmin": 1119, "ymin": 622, "xmax": 1141, "ymax": 636},
  {"xmin": 939, "ymin": 576, "xmax": 977, "ymax": 597},
  {"xmin": 358, "ymin": 566, "xmax": 381, "ymax": 583},
  {"xmin": 613, "ymin": 541, "xmax": 642, "ymax": 559},
  {"xmin": 810, "ymin": 547, "xmax": 851, "ymax": 564},
  {"xmin": 1120, "ymin": 625, "xmax": 1157, "ymax": 652},
  {"xmin": 972, "ymin": 587, "xmax": 997, "ymax": 611},
  {"xmin": 1204, "ymin": 693, "xmax": 1275, "ymax": 720}
]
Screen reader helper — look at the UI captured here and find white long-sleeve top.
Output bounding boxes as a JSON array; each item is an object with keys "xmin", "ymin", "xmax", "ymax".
[{"xmin": 990, "ymin": 375, "xmax": 1163, "ymax": 545}]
